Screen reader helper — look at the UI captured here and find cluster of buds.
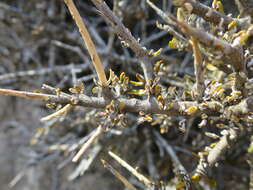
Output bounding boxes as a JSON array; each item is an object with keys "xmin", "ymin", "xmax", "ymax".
[{"xmin": 96, "ymin": 100, "xmax": 127, "ymax": 130}]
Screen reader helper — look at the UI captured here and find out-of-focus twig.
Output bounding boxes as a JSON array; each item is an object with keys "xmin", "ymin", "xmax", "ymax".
[
  {"xmin": 195, "ymin": 128, "xmax": 239, "ymax": 175},
  {"xmin": 153, "ymin": 131, "xmax": 194, "ymax": 190},
  {"xmin": 108, "ymin": 151, "xmax": 154, "ymax": 186},
  {"xmin": 101, "ymin": 159, "xmax": 138, "ymax": 190},
  {"xmin": 248, "ymin": 137, "xmax": 253, "ymax": 190},
  {"xmin": 0, "ymin": 88, "xmax": 66, "ymax": 101},
  {"xmin": 40, "ymin": 104, "xmax": 73, "ymax": 121},
  {"xmin": 190, "ymin": 37, "xmax": 204, "ymax": 101},
  {"xmin": 172, "ymin": 0, "xmax": 234, "ymax": 27},
  {"xmin": 234, "ymin": 0, "xmax": 253, "ymax": 18},
  {"xmin": 0, "ymin": 64, "xmax": 89, "ymax": 82},
  {"xmin": 72, "ymin": 126, "xmax": 103, "ymax": 162},
  {"xmin": 68, "ymin": 145, "xmax": 101, "ymax": 181},
  {"xmin": 153, "ymin": 131, "xmax": 187, "ymax": 173}
]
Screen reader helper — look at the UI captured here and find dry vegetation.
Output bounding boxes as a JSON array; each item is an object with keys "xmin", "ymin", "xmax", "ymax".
[{"xmin": 1, "ymin": 0, "xmax": 253, "ymax": 189}]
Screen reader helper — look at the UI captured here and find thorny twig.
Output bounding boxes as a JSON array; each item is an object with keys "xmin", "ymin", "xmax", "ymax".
[
  {"xmin": 89, "ymin": 0, "xmax": 154, "ymax": 82},
  {"xmin": 0, "ymin": 87, "xmax": 223, "ymax": 116},
  {"xmin": 149, "ymin": 0, "xmax": 251, "ymax": 95},
  {"xmin": 2, "ymin": 86, "xmax": 253, "ymax": 120}
]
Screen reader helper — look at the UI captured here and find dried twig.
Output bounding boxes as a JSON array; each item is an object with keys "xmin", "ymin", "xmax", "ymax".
[
  {"xmin": 249, "ymin": 162, "xmax": 253, "ymax": 190},
  {"xmin": 68, "ymin": 145, "xmax": 101, "ymax": 181},
  {"xmin": 9, "ymin": 169, "xmax": 27, "ymax": 188},
  {"xmin": 148, "ymin": 0, "xmax": 248, "ymax": 95},
  {"xmin": 40, "ymin": 104, "xmax": 73, "ymax": 121},
  {"xmin": 247, "ymin": 149, "xmax": 253, "ymax": 190},
  {"xmin": 89, "ymin": 0, "xmax": 147, "ymax": 58},
  {"xmin": 144, "ymin": 130, "xmax": 159, "ymax": 180},
  {"xmin": 101, "ymin": 159, "xmax": 138, "ymax": 190},
  {"xmin": 108, "ymin": 151, "xmax": 153, "ymax": 186},
  {"xmin": 225, "ymin": 97, "xmax": 253, "ymax": 118},
  {"xmin": 72, "ymin": 126, "xmax": 103, "ymax": 162},
  {"xmin": 147, "ymin": 0, "xmax": 183, "ymax": 38},
  {"xmin": 1, "ymin": 1, "xmax": 253, "ymax": 188},
  {"xmin": 0, "ymin": 87, "xmax": 246, "ymax": 117},
  {"xmin": 0, "ymin": 88, "xmax": 63, "ymax": 101},
  {"xmin": 64, "ymin": 0, "xmax": 107, "ymax": 86},
  {"xmin": 190, "ymin": 37, "xmax": 205, "ymax": 100}
]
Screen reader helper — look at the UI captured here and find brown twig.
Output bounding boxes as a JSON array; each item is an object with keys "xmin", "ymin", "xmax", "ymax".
[
  {"xmin": 40, "ymin": 104, "xmax": 73, "ymax": 121},
  {"xmin": 190, "ymin": 37, "xmax": 205, "ymax": 101},
  {"xmin": 89, "ymin": 0, "xmax": 154, "ymax": 82},
  {"xmin": 0, "ymin": 88, "xmax": 62, "ymax": 101},
  {"xmin": 172, "ymin": 0, "xmax": 234, "ymax": 27},
  {"xmin": 101, "ymin": 159, "xmax": 138, "ymax": 190},
  {"xmin": 90, "ymin": 0, "xmax": 148, "ymax": 58},
  {"xmin": 64, "ymin": 0, "xmax": 107, "ymax": 86},
  {"xmin": 108, "ymin": 151, "xmax": 154, "ymax": 186}
]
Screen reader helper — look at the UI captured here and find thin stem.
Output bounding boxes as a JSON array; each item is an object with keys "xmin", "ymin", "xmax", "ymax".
[
  {"xmin": 90, "ymin": 0, "xmax": 154, "ymax": 82},
  {"xmin": 101, "ymin": 159, "xmax": 138, "ymax": 190},
  {"xmin": 40, "ymin": 104, "xmax": 73, "ymax": 121},
  {"xmin": 64, "ymin": 0, "xmax": 107, "ymax": 86},
  {"xmin": 0, "ymin": 88, "xmax": 55, "ymax": 101},
  {"xmin": 190, "ymin": 37, "xmax": 205, "ymax": 101},
  {"xmin": 72, "ymin": 126, "xmax": 103, "ymax": 162},
  {"xmin": 108, "ymin": 151, "xmax": 153, "ymax": 186}
]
